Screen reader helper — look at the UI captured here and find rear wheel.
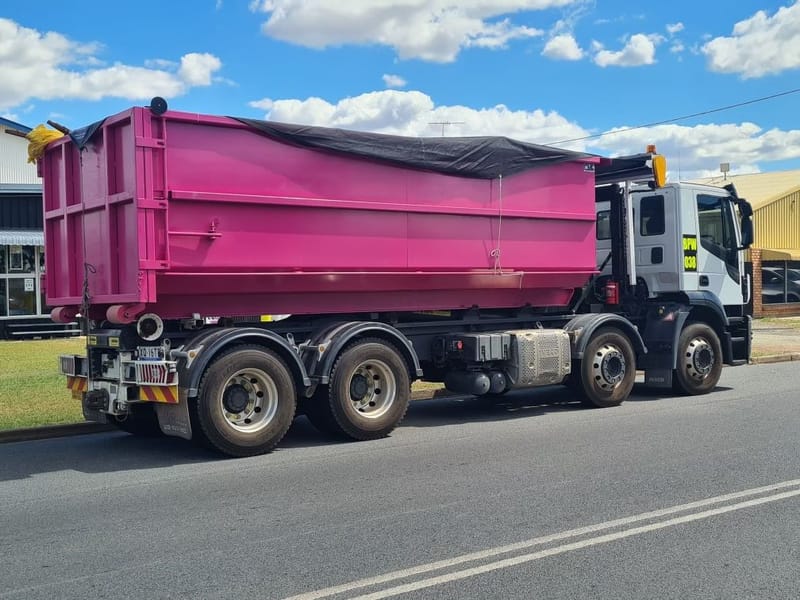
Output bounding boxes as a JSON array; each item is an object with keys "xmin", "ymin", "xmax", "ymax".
[
  {"xmin": 672, "ymin": 323, "xmax": 723, "ymax": 395},
  {"xmin": 194, "ymin": 346, "xmax": 296, "ymax": 457},
  {"xmin": 304, "ymin": 338, "xmax": 410, "ymax": 440},
  {"xmin": 576, "ymin": 327, "xmax": 636, "ymax": 408}
]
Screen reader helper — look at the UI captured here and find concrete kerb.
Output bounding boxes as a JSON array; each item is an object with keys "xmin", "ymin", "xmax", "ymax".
[
  {"xmin": 750, "ymin": 352, "xmax": 800, "ymax": 364},
  {"xmin": 0, "ymin": 422, "xmax": 112, "ymax": 444},
  {"xmin": 2, "ymin": 349, "xmax": 798, "ymax": 445}
]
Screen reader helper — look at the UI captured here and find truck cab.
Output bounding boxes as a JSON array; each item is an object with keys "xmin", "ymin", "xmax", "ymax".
[
  {"xmin": 596, "ymin": 181, "xmax": 751, "ymax": 310},
  {"xmin": 591, "ymin": 152, "xmax": 752, "ymax": 392}
]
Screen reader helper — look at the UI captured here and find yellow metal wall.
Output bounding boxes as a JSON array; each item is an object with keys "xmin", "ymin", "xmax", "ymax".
[{"xmin": 754, "ymin": 190, "xmax": 800, "ymax": 251}]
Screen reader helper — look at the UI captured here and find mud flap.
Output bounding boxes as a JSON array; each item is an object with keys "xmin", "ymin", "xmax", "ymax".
[
  {"xmin": 154, "ymin": 392, "xmax": 192, "ymax": 440},
  {"xmin": 645, "ymin": 368, "xmax": 673, "ymax": 388},
  {"xmin": 82, "ymin": 390, "xmax": 109, "ymax": 424}
]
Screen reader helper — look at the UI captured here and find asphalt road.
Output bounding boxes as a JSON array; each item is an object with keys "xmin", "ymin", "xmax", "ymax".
[{"xmin": 1, "ymin": 362, "xmax": 798, "ymax": 599}]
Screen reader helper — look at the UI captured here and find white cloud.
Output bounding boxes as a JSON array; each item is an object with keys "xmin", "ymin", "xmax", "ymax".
[
  {"xmin": 542, "ymin": 34, "xmax": 584, "ymax": 60},
  {"xmin": 249, "ymin": 89, "xmax": 590, "ymax": 146},
  {"xmin": 248, "ymin": 0, "xmax": 575, "ymax": 62},
  {"xmin": 702, "ymin": 2, "xmax": 800, "ymax": 78},
  {"xmin": 590, "ymin": 121, "xmax": 800, "ymax": 179},
  {"xmin": 249, "ymin": 98, "xmax": 274, "ymax": 111},
  {"xmin": 382, "ymin": 74, "xmax": 408, "ymax": 88},
  {"xmin": 178, "ymin": 53, "xmax": 222, "ymax": 85},
  {"xmin": 666, "ymin": 22, "xmax": 684, "ymax": 35},
  {"xmin": 0, "ymin": 18, "xmax": 223, "ymax": 112},
  {"xmin": 670, "ymin": 42, "xmax": 685, "ymax": 54},
  {"xmin": 593, "ymin": 33, "xmax": 661, "ymax": 67}
]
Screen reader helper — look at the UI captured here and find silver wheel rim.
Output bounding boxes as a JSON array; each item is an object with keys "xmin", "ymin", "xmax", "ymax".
[
  {"xmin": 591, "ymin": 343, "xmax": 627, "ymax": 391},
  {"xmin": 218, "ymin": 368, "xmax": 279, "ymax": 433},
  {"xmin": 345, "ymin": 358, "xmax": 397, "ymax": 419},
  {"xmin": 684, "ymin": 337, "xmax": 715, "ymax": 381}
]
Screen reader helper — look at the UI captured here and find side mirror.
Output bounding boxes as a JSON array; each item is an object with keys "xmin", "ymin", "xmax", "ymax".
[{"xmin": 740, "ymin": 216, "xmax": 753, "ymax": 249}]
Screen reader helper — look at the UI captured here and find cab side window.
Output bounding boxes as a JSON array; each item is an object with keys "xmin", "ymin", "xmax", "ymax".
[
  {"xmin": 697, "ymin": 193, "xmax": 739, "ymax": 278},
  {"xmin": 697, "ymin": 194, "xmax": 730, "ymax": 261},
  {"xmin": 640, "ymin": 195, "xmax": 665, "ymax": 236},
  {"xmin": 596, "ymin": 210, "xmax": 611, "ymax": 240}
]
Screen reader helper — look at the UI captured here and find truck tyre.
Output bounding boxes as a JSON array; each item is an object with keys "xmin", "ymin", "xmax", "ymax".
[
  {"xmin": 576, "ymin": 327, "xmax": 635, "ymax": 408},
  {"xmin": 195, "ymin": 346, "xmax": 296, "ymax": 457},
  {"xmin": 672, "ymin": 323, "xmax": 723, "ymax": 395},
  {"xmin": 306, "ymin": 338, "xmax": 410, "ymax": 440},
  {"xmin": 110, "ymin": 403, "xmax": 162, "ymax": 437}
]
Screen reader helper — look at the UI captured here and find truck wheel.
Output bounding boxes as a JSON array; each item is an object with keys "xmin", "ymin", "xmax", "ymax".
[
  {"xmin": 195, "ymin": 346, "xmax": 296, "ymax": 457},
  {"xmin": 672, "ymin": 323, "xmax": 723, "ymax": 395},
  {"xmin": 577, "ymin": 328, "xmax": 635, "ymax": 408},
  {"xmin": 110, "ymin": 403, "xmax": 162, "ymax": 437},
  {"xmin": 308, "ymin": 338, "xmax": 411, "ymax": 440}
]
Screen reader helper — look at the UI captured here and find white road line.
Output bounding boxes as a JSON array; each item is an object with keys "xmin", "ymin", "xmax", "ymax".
[
  {"xmin": 353, "ymin": 488, "xmax": 800, "ymax": 600},
  {"xmin": 284, "ymin": 479, "xmax": 800, "ymax": 600}
]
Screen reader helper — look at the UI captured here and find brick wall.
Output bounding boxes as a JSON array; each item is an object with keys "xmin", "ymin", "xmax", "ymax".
[
  {"xmin": 751, "ymin": 248, "xmax": 763, "ymax": 317},
  {"xmin": 761, "ymin": 304, "xmax": 800, "ymax": 317}
]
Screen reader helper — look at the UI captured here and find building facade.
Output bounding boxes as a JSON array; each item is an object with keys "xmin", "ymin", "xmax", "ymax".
[{"xmin": 0, "ymin": 117, "xmax": 55, "ymax": 337}]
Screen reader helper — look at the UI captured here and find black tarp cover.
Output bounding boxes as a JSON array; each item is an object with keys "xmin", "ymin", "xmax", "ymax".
[
  {"xmin": 236, "ymin": 118, "xmax": 593, "ymax": 180},
  {"xmin": 68, "ymin": 120, "xmax": 105, "ymax": 150}
]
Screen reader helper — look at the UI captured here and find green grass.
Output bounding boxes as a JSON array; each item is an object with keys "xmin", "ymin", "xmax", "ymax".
[{"xmin": 0, "ymin": 338, "xmax": 86, "ymax": 430}]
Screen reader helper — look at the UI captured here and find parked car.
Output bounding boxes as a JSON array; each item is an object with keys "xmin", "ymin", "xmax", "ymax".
[{"xmin": 761, "ymin": 266, "xmax": 800, "ymax": 303}]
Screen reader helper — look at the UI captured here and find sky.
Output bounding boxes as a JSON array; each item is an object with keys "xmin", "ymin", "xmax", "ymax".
[{"xmin": 2, "ymin": 1, "xmax": 799, "ymax": 180}]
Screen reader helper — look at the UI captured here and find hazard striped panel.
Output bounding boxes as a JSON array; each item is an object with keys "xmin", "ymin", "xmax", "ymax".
[
  {"xmin": 66, "ymin": 376, "xmax": 88, "ymax": 399},
  {"xmin": 139, "ymin": 385, "xmax": 179, "ymax": 404},
  {"xmin": 66, "ymin": 376, "xmax": 88, "ymax": 392}
]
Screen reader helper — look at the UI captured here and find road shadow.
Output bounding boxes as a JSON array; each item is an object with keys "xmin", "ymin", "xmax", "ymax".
[
  {"xmin": 0, "ymin": 431, "xmax": 223, "ymax": 482},
  {"xmin": 401, "ymin": 386, "xmax": 587, "ymax": 428},
  {"xmin": 1, "ymin": 384, "xmax": 735, "ymax": 482},
  {"xmin": 628, "ymin": 383, "xmax": 735, "ymax": 402}
]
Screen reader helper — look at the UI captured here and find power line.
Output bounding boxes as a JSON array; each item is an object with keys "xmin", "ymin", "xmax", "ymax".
[{"xmin": 547, "ymin": 87, "xmax": 800, "ymax": 146}]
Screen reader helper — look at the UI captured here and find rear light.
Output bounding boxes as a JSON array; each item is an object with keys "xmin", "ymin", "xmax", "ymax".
[
  {"xmin": 136, "ymin": 362, "xmax": 172, "ymax": 385},
  {"xmin": 60, "ymin": 355, "xmax": 87, "ymax": 376},
  {"xmin": 125, "ymin": 361, "xmax": 177, "ymax": 386},
  {"xmin": 59, "ymin": 355, "xmax": 76, "ymax": 376},
  {"xmin": 604, "ymin": 280, "xmax": 620, "ymax": 305}
]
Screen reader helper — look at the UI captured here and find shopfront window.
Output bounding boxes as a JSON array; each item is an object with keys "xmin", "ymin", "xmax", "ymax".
[
  {"xmin": 762, "ymin": 260, "xmax": 800, "ymax": 304},
  {"xmin": 7, "ymin": 277, "xmax": 36, "ymax": 315},
  {"xmin": 8, "ymin": 245, "xmax": 36, "ymax": 273},
  {"xmin": 1, "ymin": 245, "xmax": 46, "ymax": 318}
]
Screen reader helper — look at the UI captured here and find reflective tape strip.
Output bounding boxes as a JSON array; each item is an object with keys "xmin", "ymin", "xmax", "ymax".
[
  {"xmin": 140, "ymin": 385, "xmax": 179, "ymax": 404},
  {"xmin": 67, "ymin": 376, "xmax": 88, "ymax": 392}
]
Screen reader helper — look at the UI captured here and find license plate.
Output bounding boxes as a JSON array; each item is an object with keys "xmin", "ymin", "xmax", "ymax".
[{"xmin": 138, "ymin": 346, "xmax": 164, "ymax": 360}]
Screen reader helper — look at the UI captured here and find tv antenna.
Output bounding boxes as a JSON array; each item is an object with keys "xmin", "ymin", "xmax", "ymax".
[{"xmin": 429, "ymin": 121, "xmax": 465, "ymax": 136}]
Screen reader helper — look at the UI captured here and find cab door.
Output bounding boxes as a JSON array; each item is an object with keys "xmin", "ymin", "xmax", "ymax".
[
  {"xmin": 694, "ymin": 192, "xmax": 743, "ymax": 306},
  {"xmin": 633, "ymin": 187, "xmax": 681, "ymax": 295}
]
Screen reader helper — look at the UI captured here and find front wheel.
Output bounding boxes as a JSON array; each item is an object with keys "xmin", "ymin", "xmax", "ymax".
[
  {"xmin": 194, "ymin": 346, "xmax": 296, "ymax": 457},
  {"xmin": 576, "ymin": 328, "xmax": 636, "ymax": 408},
  {"xmin": 672, "ymin": 323, "xmax": 723, "ymax": 395}
]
